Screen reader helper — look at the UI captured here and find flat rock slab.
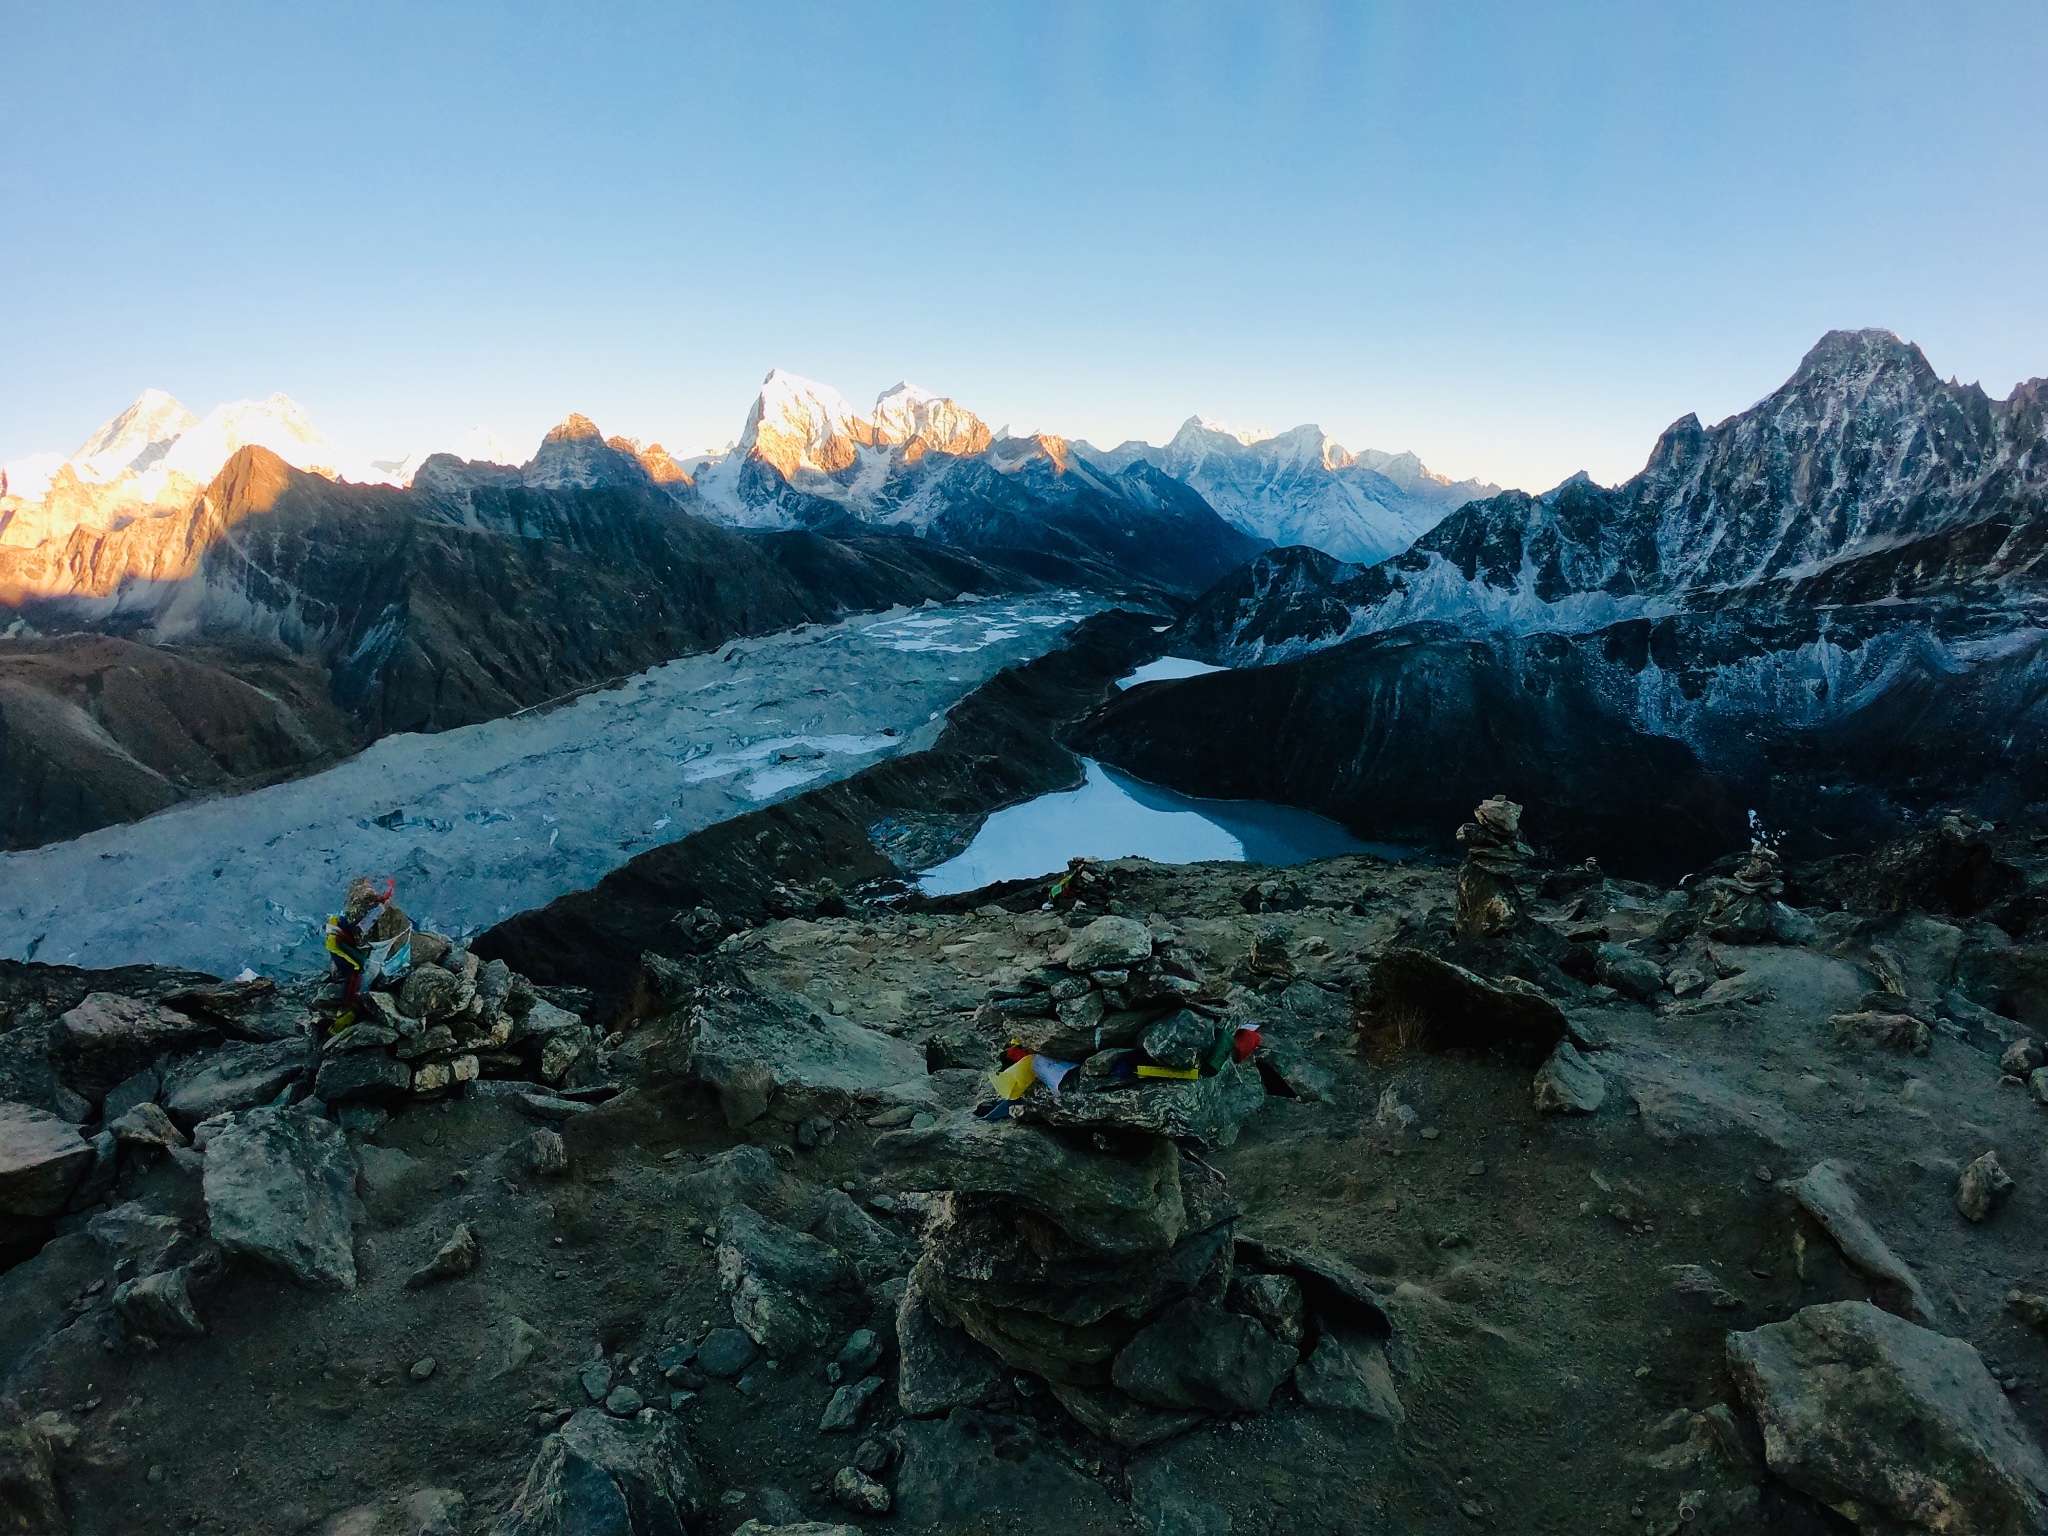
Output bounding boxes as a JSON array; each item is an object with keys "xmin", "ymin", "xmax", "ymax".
[
  {"xmin": 163, "ymin": 1037, "xmax": 309, "ymax": 1127},
  {"xmin": 1013, "ymin": 1061, "xmax": 1266, "ymax": 1149},
  {"xmin": 202, "ymin": 1106, "xmax": 360, "ymax": 1289},
  {"xmin": 895, "ymin": 1409, "xmax": 1121, "ymax": 1533},
  {"xmin": 1729, "ymin": 1301, "xmax": 2048, "ymax": 1535},
  {"xmin": 694, "ymin": 988, "xmax": 926, "ymax": 1127},
  {"xmin": 0, "ymin": 1099, "xmax": 94, "ymax": 1217},
  {"xmin": 54, "ymin": 992, "xmax": 219, "ymax": 1098},
  {"xmin": 876, "ymin": 1117, "xmax": 1185, "ymax": 1257},
  {"xmin": 1609, "ymin": 1042, "xmax": 1796, "ymax": 1149},
  {"xmin": 1786, "ymin": 1161, "xmax": 1935, "ymax": 1323}
]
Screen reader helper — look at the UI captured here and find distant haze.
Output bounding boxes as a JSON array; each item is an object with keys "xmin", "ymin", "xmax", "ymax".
[{"xmin": 3, "ymin": 2, "xmax": 2044, "ymax": 492}]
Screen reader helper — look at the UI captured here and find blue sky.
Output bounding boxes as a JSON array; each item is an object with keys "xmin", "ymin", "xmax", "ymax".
[{"xmin": 3, "ymin": 1, "xmax": 2044, "ymax": 489}]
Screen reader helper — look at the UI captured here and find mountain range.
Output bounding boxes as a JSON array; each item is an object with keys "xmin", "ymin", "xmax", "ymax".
[{"xmin": 1077, "ymin": 329, "xmax": 2048, "ymax": 870}]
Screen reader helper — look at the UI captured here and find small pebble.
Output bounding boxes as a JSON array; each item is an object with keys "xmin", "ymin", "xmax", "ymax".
[
  {"xmin": 409, "ymin": 1357, "xmax": 436, "ymax": 1381},
  {"xmin": 1420, "ymin": 1127, "xmax": 1441, "ymax": 1141}
]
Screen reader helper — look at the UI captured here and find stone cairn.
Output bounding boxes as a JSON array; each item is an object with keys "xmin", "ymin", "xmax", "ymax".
[
  {"xmin": 879, "ymin": 915, "xmax": 1397, "ymax": 1447},
  {"xmin": 313, "ymin": 913, "xmax": 597, "ymax": 1136},
  {"xmin": 1454, "ymin": 795, "xmax": 1535, "ymax": 939}
]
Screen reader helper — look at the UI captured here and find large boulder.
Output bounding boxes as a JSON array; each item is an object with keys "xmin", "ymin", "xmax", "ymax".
[
  {"xmin": 52, "ymin": 992, "xmax": 218, "ymax": 1099},
  {"xmin": 0, "ymin": 1101, "xmax": 94, "ymax": 1217},
  {"xmin": 876, "ymin": 1118, "xmax": 1185, "ymax": 1257},
  {"xmin": 1728, "ymin": 1301, "xmax": 2048, "ymax": 1535},
  {"xmin": 1110, "ymin": 1298, "xmax": 1296, "ymax": 1415},
  {"xmin": 715, "ymin": 1202, "xmax": 854, "ymax": 1356},
  {"xmin": 496, "ymin": 1407, "xmax": 704, "ymax": 1536},
  {"xmin": 895, "ymin": 1277, "xmax": 1009, "ymax": 1418},
  {"xmin": 1361, "ymin": 949, "xmax": 1568, "ymax": 1054},
  {"xmin": 162, "ymin": 1037, "xmax": 309, "ymax": 1127},
  {"xmin": 202, "ymin": 1106, "xmax": 360, "ymax": 1289}
]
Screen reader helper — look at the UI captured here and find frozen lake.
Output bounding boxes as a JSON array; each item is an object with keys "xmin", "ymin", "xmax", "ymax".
[
  {"xmin": 917, "ymin": 758, "xmax": 1403, "ymax": 895},
  {"xmin": 0, "ymin": 594, "xmax": 1098, "ymax": 976}
]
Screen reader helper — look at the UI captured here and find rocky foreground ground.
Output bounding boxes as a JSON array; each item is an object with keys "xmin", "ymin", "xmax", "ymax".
[{"xmin": 4, "ymin": 805, "xmax": 2048, "ymax": 1535}]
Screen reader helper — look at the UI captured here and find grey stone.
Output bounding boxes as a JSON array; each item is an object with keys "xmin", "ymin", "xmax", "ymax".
[
  {"xmin": 581, "ymin": 1362, "xmax": 614, "ymax": 1402},
  {"xmin": 1785, "ymin": 1161, "xmax": 1935, "ymax": 1322},
  {"xmin": 830, "ymin": 1466, "xmax": 891, "ymax": 1515},
  {"xmin": 113, "ymin": 1264, "xmax": 209, "ymax": 1339},
  {"xmin": 52, "ymin": 993, "xmax": 217, "ymax": 1098},
  {"xmin": 1362, "ymin": 948, "xmax": 1569, "ymax": 1053},
  {"xmin": 1226, "ymin": 1273, "xmax": 1304, "ymax": 1348},
  {"xmin": 1140, "ymin": 1011, "xmax": 1216, "ymax": 1071},
  {"xmin": 1957, "ymin": 1151, "xmax": 2016, "ymax": 1222},
  {"xmin": 202, "ymin": 1106, "xmax": 360, "ymax": 1290},
  {"xmin": 820, "ymin": 1374, "xmax": 885, "ymax": 1431},
  {"xmin": 1232, "ymin": 1239, "xmax": 1394, "ymax": 1337},
  {"xmin": 1061, "ymin": 916, "xmax": 1154, "ymax": 971},
  {"xmin": 691, "ymin": 989, "xmax": 924, "ymax": 1129},
  {"xmin": 1729, "ymin": 1301, "xmax": 2048, "ymax": 1535},
  {"xmin": 162, "ymin": 1037, "xmax": 307, "ymax": 1127},
  {"xmin": 525, "ymin": 1129, "xmax": 568, "ymax": 1179},
  {"xmin": 497, "ymin": 1407, "xmax": 705, "ymax": 1536},
  {"xmin": 405, "ymin": 1223, "xmax": 480, "ymax": 1288},
  {"xmin": 394, "ymin": 1024, "xmax": 457, "ymax": 1062},
  {"xmin": 695, "ymin": 1327, "xmax": 759, "ymax": 1379},
  {"xmin": 324, "ymin": 1023, "xmax": 399, "ymax": 1053},
  {"xmin": 1013, "ymin": 1061, "xmax": 1265, "ymax": 1150},
  {"xmin": 812, "ymin": 1191, "xmax": 908, "ymax": 1282},
  {"xmin": 1111, "ymin": 1298, "xmax": 1295, "ymax": 1415},
  {"xmin": 876, "ymin": 1116, "xmax": 1185, "ymax": 1257},
  {"xmin": 102, "ymin": 1068, "xmax": 159, "ymax": 1125},
  {"xmin": 716, "ymin": 1203, "xmax": 853, "ymax": 1355},
  {"xmin": 1294, "ymin": 1323, "xmax": 1403, "ymax": 1422},
  {"xmin": 411, "ymin": 1356, "xmax": 437, "ymax": 1381},
  {"xmin": 1532, "ymin": 1040, "xmax": 1606, "ymax": 1114},
  {"xmin": 1595, "ymin": 944, "xmax": 1666, "ymax": 1003},
  {"xmin": 399, "ymin": 965, "xmax": 464, "ymax": 1022},
  {"xmin": 109, "ymin": 1100, "xmax": 185, "ymax": 1151},
  {"xmin": 677, "ymin": 1144, "xmax": 811, "ymax": 1223},
  {"xmin": 488, "ymin": 1316, "xmax": 546, "ymax": 1380},
  {"xmin": 835, "ymin": 1328, "xmax": 884, "ymax": 1379},
  {"xmin": 1253, "ymin": 1040, "xmax": 1337, "ymax": 1104},
  {"xmin": 313, "ymin": 1050, "xmax": 414, "ymax": 1107},
  {"xmin": 0, "ymin": 1100, "xmax": 94, "ymax": 1217},
  {"xmin": 604, "ymin": 1385, "xmax": 644, "ymax": 1417},
  {"xmin": 86, "ymin": 1202, "xmax": 206, "ymax": 1275},
  {"xmin": 732, "ymin": 1524, "xmax": 858, "ymax": 1536},
  {"xmin": 511, "ymin": 997, "xmax": 583, "ymax": 1041},
  {"xmin": 895, "ymin": 1409, "xmax": 1119, "ymax": 1530},
  {"xmin": 896, "ymin": 1278, "xmax": 1007, "ymax": 1417}
]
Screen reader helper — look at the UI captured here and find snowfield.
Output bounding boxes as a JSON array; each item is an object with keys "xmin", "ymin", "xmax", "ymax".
[{"xmin": 0, "ymin": 594, "xmax": 1097, "ymax": 976}]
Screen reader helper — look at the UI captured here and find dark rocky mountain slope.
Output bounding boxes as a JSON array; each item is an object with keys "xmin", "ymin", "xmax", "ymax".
[
  {"xmin": 1089, "ymin": 331, "xmax": 2048, "ymax": 869},
  {"xmin": 0, "ymin": 446, "xmax": 1126, "ymax": 850}
]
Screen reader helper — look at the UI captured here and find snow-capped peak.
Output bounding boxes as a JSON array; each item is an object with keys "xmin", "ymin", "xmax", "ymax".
[
  {"xmin": 1187, "ymin": 415, "xmax": 1274, "ymax": 448},
  {"xmin": 872, "ymin": 382, "xmax": 991, "ymax": 461},
  {"xmin": 446, "ymin": 427, "xmax": 521, "ymax": 467},
  {"xmin": 158, "ymin": 393, "xmax": 338, "ymax": 484},
  {"xmin": 740, "ymin": 369, "xmax": 875, "ymax": 478},
  {"xmin": 71, "ymin": 389, "xmax": 199, "ymax": 482}
]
